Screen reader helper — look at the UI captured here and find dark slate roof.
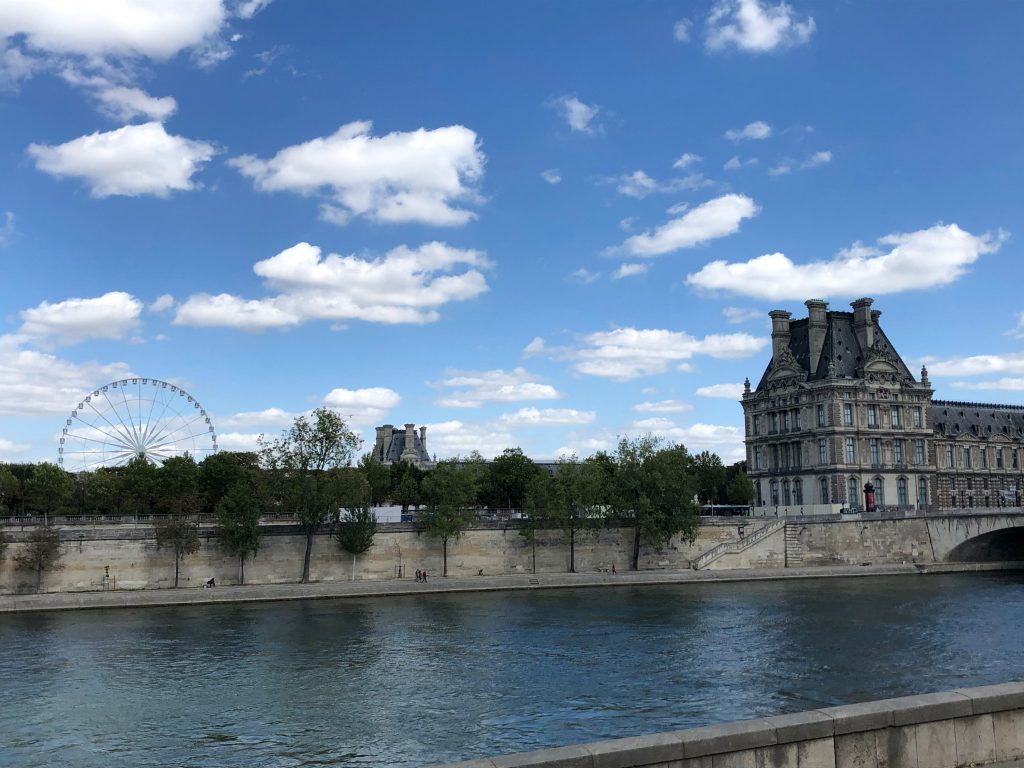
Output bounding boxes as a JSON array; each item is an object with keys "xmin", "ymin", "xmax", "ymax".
[
  {"xmin": 379, "ymin": 433, "xmax": 431, "ymax": 463},
  {"xmin": 930, "ymin": 400, "xmax": 1024, "ymax": 440},
  {"xmin": 756, "ymin": 310, "xmax": 915, "ymax": 390}
]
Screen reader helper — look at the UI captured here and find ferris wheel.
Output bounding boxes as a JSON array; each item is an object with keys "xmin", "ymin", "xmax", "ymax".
[{"xmin": 58, "ymin": 378, "xmax": 218, "ymax": 472}]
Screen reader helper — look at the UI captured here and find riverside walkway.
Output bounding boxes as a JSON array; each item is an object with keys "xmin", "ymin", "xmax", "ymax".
[{"xmin": 2, "ymin": 560, "xmax": 1021, "ymax": 613}]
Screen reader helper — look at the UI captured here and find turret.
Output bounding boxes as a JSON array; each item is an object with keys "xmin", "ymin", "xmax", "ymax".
[
  {"xmin": 769, "ymin": 309, "xmax": 792, "ymax": 361},
  {"xmin": 805, "ymin": 299, "xmax": 828, "ymax": 373},
  {"xmin": 851, "ymin": 297, "xmax": 874, "ymax": 350}
]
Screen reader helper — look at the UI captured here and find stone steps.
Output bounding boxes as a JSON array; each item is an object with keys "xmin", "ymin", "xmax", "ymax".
[{"xmin": 784, "ymin": 524, "xmax": 804, "ymax": 567}]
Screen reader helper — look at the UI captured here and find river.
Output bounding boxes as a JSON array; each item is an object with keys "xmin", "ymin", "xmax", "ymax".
[{"xmin": 1, "ymin": 572, "xmax": 1022, "ymax": 767}]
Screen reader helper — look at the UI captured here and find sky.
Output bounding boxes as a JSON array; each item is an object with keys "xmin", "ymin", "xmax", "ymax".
[{"xmin": 1, "ymin": 0, "xmax": 1022, "ymax": 468}]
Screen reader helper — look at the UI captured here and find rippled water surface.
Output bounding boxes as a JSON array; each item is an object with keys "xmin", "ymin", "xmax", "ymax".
[{"xmin": 2, "ymin": 572, "xmax": 1023, "ymax": 767}]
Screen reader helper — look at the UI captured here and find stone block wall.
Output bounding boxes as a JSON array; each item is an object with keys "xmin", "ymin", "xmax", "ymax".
[{"xmin": 790, "ymin": 519, "xmax": 934, "ymax": 566}]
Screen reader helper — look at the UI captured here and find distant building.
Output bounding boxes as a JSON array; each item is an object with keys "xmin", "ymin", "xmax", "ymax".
[
  {"xmin": 372, "ymin": 424, "xmax": 436, "ymax": 470},
  {"xmin": 743, "ymin": 298, "xmax": 1024, "ymax": 514}
]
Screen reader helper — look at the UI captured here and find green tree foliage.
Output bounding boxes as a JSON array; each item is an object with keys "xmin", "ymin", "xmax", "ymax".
[
  {"xmin": 608, "ymin": 436, "xmax": 700, "ymax": 571},
  {"xmin": 154, "ymin": 516, "xmax": 201, "ymax": 588},
  {"xmin": 14, "ymin": 525, "xmax": 63, "ymax": 592},
  {"xmin": 393, "ymin": 470, "xmax": 421, "ymax": 515},
  {"xmin": 0, "ymin": 464, "xmax": 22, "ymax": 515},
  {"xmin": 215, "ymin": 481, "xmax": 262, "ymax": 584},
  {"xmin": 259, "ymin": 407, "xmax": 361, "ymax": 583},
  {"xmin": 692, "ymin": 451, "xmax": 726, "ymax": 506},
  {"xmin": 123, "ymin": 455, "xmax": 160, "ymax": 514},
  {"xmin": 334, "ymin": 473, "xmax": 378, "ymax": 580},
  {"xmin": 357, "ymin": 453, "xmax": 391, "ymax": 507},
  {"xmin": 481, "ymin": 447, "xmax": 542, "ymax": 510},
  {"xmin": 83, "ymin": 468, "xmax": 124, "ymax": 516},
  {"xmin": 725, "ymin": 471, "xmax": 756, "ymax": 506},
  {"xmin": 25, "ymin": 462, "xmax": 74, "ymax": 517},
  {"xmin": 418, "ymin": 459, "xmax": 477, "ymax": 576},
  {"xmin": 157, "ymin": 454, "xmax": 203, "ymax": 516},
  {"xmin": 200, "ymin": 451, "xmax": 258, "ymax": 514},
  {"xmin": 0, "ymin": 526, "xmax": 8, "ymax": 562},
  {"xmin": 553, "ymin": 455, "xmax": 609, "ymax": 573}
]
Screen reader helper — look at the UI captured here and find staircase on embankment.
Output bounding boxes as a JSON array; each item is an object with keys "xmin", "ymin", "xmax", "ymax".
[
  {"xmin": 784, "ymin": 524, "xmax": 804, "ymax": 567},
  {"xmin": 691, "ymin": 519, "xmax": 786, "ymax": 570}
]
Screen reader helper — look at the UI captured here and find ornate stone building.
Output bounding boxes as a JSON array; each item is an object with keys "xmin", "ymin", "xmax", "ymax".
[
  {"xmin": 371, "ymin": 423, "xmax": 436, "ymax": 470},
  {"xmin": 743, "ymin": 298, "xmax": 1024, "ymax": 513}
]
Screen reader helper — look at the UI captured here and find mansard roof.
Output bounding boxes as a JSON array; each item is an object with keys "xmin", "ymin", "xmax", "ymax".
[
  {"xmin": 756, "ymin": 309, "xmax": 915, "ymax": 390},
  {"xmin": 930, "ymin": 400, "xmax": 1024, "ymax": 441}
]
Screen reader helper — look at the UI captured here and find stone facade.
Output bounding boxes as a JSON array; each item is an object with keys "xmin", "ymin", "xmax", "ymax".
[
  {"xmin": 743, "ymin": 298, "xmax": 1024, "ymax": 513},
  {"xmin": 372, "ymin": 423, "xmax": 436, "ymax": 469}
]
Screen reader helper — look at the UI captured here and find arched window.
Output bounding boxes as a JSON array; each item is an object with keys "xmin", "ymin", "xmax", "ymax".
[
  {"xmin": 756, "ymin": 480, "xmax": 763, "ymax": 507},
  {"xmin": 918, "ymin": 477, "xmax": 928, "ymax": 509},
  {"xmin": 820, "ymin": 477, "xmax": 829, "ymax": 504},
  {"xmin": 897, "ymin": 477, "xmax": 908, "ymax": 508},
  {"xmin": 874, "ymin": 477, "xmax": 885, "ymax": 507},
  {"xmin": 848, "ymin": 477, "xmax": 859, "ymax": 511},
  {"xmin": 770, "ymin": 480, "xmax": 779, "ymax": 506},
  {"xmin": 783, "ymin": 479, "xmax": 792, "ymax": 506},
  {"xmin": 794, "ymin": 479, "xmax": 803, "ymax": 505}
]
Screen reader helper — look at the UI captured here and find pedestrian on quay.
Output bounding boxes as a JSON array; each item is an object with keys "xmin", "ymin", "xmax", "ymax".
[
  {"xmin": 415, "ymin": 569, "xmax": 422, "ymax": 582},
  {"xmin": 422, "ymin": 569, "xmax": 428, "ymax": 583}
]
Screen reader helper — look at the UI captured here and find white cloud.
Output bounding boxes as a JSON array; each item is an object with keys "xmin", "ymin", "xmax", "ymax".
[
  {"xmin": 498, "ymin": 408, "xmax": 597, "ymax": 427},
  {"xmin": 924, "ymin": 352, "xmax": 1024, "ymax": 378},
  {"xmin": 423, "ymin": 420, "xmax": 517, "ymax": 460},
  {"xmin": 724, "ymin": 120, "xmax": 772, "ymax": 140},
  {"xmin": 706, "ymin": 0, "xmax": 815, "ymax": 53},
  {"xmin": 0, "ymin": 334, "xmax": 133, "ymax": 416},
  {"xmin": 673, "ymin": 153, "xmax": 702, "ymax": 169},
  {"xmin": 235, "ymin": 0, "xmax": 273, "ymax": 19},
  {"xmin": 552, "ymin": 95, "xmax": 600, "ymax": 134},
  {"xmin": 724, "ymin": 155, "xmax": 758, "ymax": 170},
  {"xmin": 570, "ymin": 327, "xmax": 768, "ymax": 380},
  {"xmin": 722, "ymin": 306, "xmax": 762, "ymax": 324},
  {"xmin": 1008, "ymin": 312, "xmax": 1024, "ymax": 340},
  {"xmin": 618, "ymin": 194, "xmax": 759, "ymax": 257},
  {"xmin": 230, "ymin": 120, "xmax": 485, "ymax": 226},
  {"xmin": 770, "ymin": 149, "xmax": 832, "ymax": 176},
  {"xmin": 687, "ymin": 224, "xmax": 1008, "ymax": 300},
  {"xmin": 0, "ymin": 210, "xmax": 13, "ymax": 246},
  {"xmin": 613, "ymin": 263, "xmax": 649, "ymax": 279},
  {"xmin": 175, "ymin": 241, "xmax": 491, "ymax": 331},
  {"xmin": 627, "ymin": 419, "xmax": 745, "ymax": 462},
  {"xmin": 523, "ymin": 337, "xmax": 546, "ymax": 356},
  {"xmin": 614, "ymin": 170, "xmax": 710, "ymax": 199},
  {"xmin": 432, "ymin": 368, "xmax": 561, "ymax": 408},
  {"xmin": 217, "ymin": 407, "xmax": 303, "ymax": 430},
  {"xmin": 619, "ymin": 216, "xmax": 638, "ymax": 232},
  {"xmin": 673, "ymin": 19, "xmax": 693, "ymax": 42},
  {"xmin": 28, "ymin": 122, "xmax": 216, "ymax": 197},
  {"xmin": 696, "ymin": 382, "xmax": 744, "ymax": 398},
  {"xmin": 149, "ymin": 294, "xmax": 175, "ymax": 313},
  {"xmin": 951, "ymin": 378, "xmax": 1024, "ymax": 392},
  {"xmin": 803, "ymin": 150, "xmax": 831, "ymax": 168},
  {"xmin": 59, "ymin": 69, "xmax": 177, "ymax": 122},
  {"xmin": 632, "ymin": 400, "xmax": 692, "ymax": 414},
  {"xmin": 215, "ymin": 432, "xmax": 264, "ymax": 452},
  {"xmin": 322, "ymin": 386, "xmax": 401, "ymax": 426},
  {"xmin": 570, "ymin": 267, "xmax": 601, "ymax": 284},
  {"xmin": 0, "ymin": 437, "xmax": 30, "ymax": 457},
  {"xmin": 541, "ymin": 168, "xmax": 562, "ymax": 184},
  {"xmin": 19, "ymin": 292, "xmax": 143, "ymax": 346}
]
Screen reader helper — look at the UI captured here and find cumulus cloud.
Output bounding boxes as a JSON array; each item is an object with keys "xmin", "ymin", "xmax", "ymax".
[
  {"xmin": 19, "ymin": 292, "xmax": 143, "ymax": 346},
  {"xmin": 569, "ymin": 327, "xmax": 768, "ymax": 380},
  {"xmin": 724, "ymin": 120, "xmax": 772, "ymax": 141},
  {"xmin": 498, "ymin": 408, "xmax": 597, "ymax": 427},
  {"xmin": 687, "ymin": 223, "xmax": 1008, "ymax": 300},
  {"xmin": 951, "ymin": 378, "xmax": 1024, "ymax": 392},
  {"xmin": 618, "ymin": 194, "xmax": 759, "ymax": 257},
  {"xmin": 706, "ymin": 0, "xmax": 815, "ymax": 53},
  {"xmin": 724, "ymin": 155, "xmax": 758, "ymax": 170},
  {"xmin": 235, "ymin": 0, "xmax": 273, "ymax": 19},
  {"xmin": 149, "ymin": 294, "xmax": 175, "ymax": 313},
  {"xmin": 523, "ymin": 337, "xmax": 546, "ymax": 356},
  {"xmin": 230, "ymin": 120, "xmax": 484, "ymax": 227},
  {"xmin": 673, "ymin": 19, "xmax": 693, "ymax": 42},
  {"xmin": 673, "ymin": 153, "xmax": 702, "ymax": 169},
  {"xmin": 722, "ymin": 306, "xmax": 763, "ymax": 324},
  {"xmin": 923, "ymin": 352, "xmax": 1024, "ymax": 378},
  {"xmin": 59, "ymin": 69, "xmax": 177, "ymax": 122},
  {"xmin": 569, "ymin": 267, "xmax": 601, "ymax": 284},
  {"xmin": 422, "ymin": 419, "xmax": 517, "ymax": 459},
  {"xmin": 28, "ymin": 122, "xmax": 216, "ymax": 197},
  {"xmin": 215, "ymin": 432, "xmax": 264, "ymax": 452},
  {"xmin": 322, "ymin": 386, "xmax": 401, "ymax": 426},
  {"xmin": 432, "ymin": 368, "xmax": 561, "ymax": 408},
  {"xmin": 175, "ymin": 241, "xmax": 491, "ymax": 331},
  {"xmin": 217, "ymin": 407, "xmax": 303, "ymax": 430},
  {"xmin": 0, "ymin": 334, "xmax": 133, "ymax": 416},
  {"xmin": 696, "ymin": 382, "xmax": 744, "ymax": 398},
  {"xmin": 769, "ymin": 149, "xmax": 832, "ymax": 176},
  {"xmin": 541, "ymin": 168, "xmax": 562, "ymax": 184},
  {"xmin": 628, "ymin": 419, "xmax": 746, "ymax": 462},
  {"xmin": 614, "ymin": 170, "xmax": 710, "ymax": 199},
  {"xmin": 1008, "ymin": 312, "xmax": 1024, "ymax": 340},
  {"xmin": 632, "ymin": 400, "xmax": 692, "ymax": 414},
  {"xmin": 0, "ymin": 436, "xmax": 30, "ymax": 457},
  {"xmin": 613, "ymin": 263, "xmax": 648, "ymax": 280},
  {"xmin": 551, "ymin": 95, "xmax": 600, "ymax": 133}
]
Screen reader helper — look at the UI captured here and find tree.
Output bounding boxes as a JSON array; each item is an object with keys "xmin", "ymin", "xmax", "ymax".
[
  {"xmin": 334, "ymin": 475, "xmax": 378, "ymax": 581},
  {"xmin": 14, "ymin": 525, "xmax": 63, "ymax": 592},
  {"xmin": 83, "ymin": 468, "xmax": 124, "ymax": 516},
  {"xmin": 418, "ymin": 459, "xmax": 477, "ymax": 576},
  {"xmin": 394, "ymin": 471, "xmax": 421, "ymax": 516},
  {"xmin": 522, "ymin": 472, "xmax": 555, "ymax": 573},
  {"xmin": 692, "ymin": 451, "xmax": 727, "ymax": 507},
  {"xmin": 200, "ymin": 451, "xmax": 257, "ymax": 514},
  {"xmin": 725, "ymin": 472, "xmax": 756, "ymax": 506},
  {"xmin": 25, "ymin": 462, "xmax": 74, "ymax": 518},
  {"xmin": 123, "ymin": 455, "xmax": 160, "ymax": 514},
  {"xmin": 157, "ymin": 454, "xmax": 203, "ymax": 516},
  {"xmin": 551, "ymin": 455, "xmax": 609, "ymax": 573},
  {"xmin": 608, "ymin": 436, "xmax": 700, "ymax": 571},
  {"xmin": 215, "ymin": 481, "xmax": 262, "ymax": 584},
  {"xmin": 481, "ymin": 447, "xmax": 542, "ymax": 510},
  {"xmin": 154, "ymin": 516, "xmax": 201, "ymax": 588},
  {"xmin": 260, "ymin": 407, "xmax": 361, "ymax": 583},
  {"xmin": 0, "ymin": 465, "xmax": 22, "ymax": 515},
  {"xmin": 358, "ymin": 453, "xmax": 391, "ymax": 507}
]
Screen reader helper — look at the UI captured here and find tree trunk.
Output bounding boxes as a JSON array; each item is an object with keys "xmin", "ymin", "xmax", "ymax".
[
  {"xmin": 442, "ymin": 537, "xmax": 448, "ymax": 577},
  {"xmin": 532, "ymin": 538, "xmax": 536, "ymax": 574},
  {"xmin": 631, "ymin": 527, "xmax": 640, "ymax": 571},
  {"xmin": 351, "ymin": 553, "xmax": 357, "ymax": 582},
  {"xmin": 174, "ymin": 551, "xmax": 180, "ymax": 588},
  {"xmin": 569, "ymin": 528, "xmax": 576, "ymax": 573},
  {"xmin": 35, "ymin": 565, "xmax": 42, "ymax": 593},
  {"xmin": 239, "ymin": 555, "xmax": 245, "ymax": 585},
  {"xmin": 301, "ymin": 529, "xmax": 314, "ymax": 583}
]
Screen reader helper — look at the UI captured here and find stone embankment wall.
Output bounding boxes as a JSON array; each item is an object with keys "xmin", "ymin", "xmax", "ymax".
[{"xmin": 426, "ymin": 681, "xmax": 1024, "ymax": 768}]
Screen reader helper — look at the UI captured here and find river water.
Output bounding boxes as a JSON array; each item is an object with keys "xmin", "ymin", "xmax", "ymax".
[{"xmin": 1, "ymin": 572, "xmax": 1023, "ymax": 767}]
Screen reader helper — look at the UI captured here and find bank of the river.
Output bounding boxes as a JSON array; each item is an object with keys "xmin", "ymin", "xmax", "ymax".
[{"xmin": 2, "ymin": 559, "xmax": 1021, "ymax": 613}]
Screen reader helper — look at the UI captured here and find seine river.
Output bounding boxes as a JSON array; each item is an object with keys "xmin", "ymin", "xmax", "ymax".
[{"xmin": 2, "ymin": 572, "xmax": 1023, "ymax": 767}]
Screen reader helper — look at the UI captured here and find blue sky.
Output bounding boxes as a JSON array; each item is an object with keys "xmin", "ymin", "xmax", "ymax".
[{"xmin": 1, "ymin": 0, "xmax": 1022, "ymax": 467}]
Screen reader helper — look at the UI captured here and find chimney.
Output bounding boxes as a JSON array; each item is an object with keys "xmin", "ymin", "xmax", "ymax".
[
  {"xmin": 769, "ymin": 309, "xmax": 792, "ymax": 361},
  {"xmin": 851, "ymin": 297, "xmax": 874, "ymax": 350},
  {"xmin": 404, "ymin": 423, "xmax": 415, "ymax": 451},
  {"xmin": 374, "ymin": 426, "xmax": 384, "ymax": 460},
  {"xmin": 419, "ymin": 425, "xmax": 427, "ymax": 454},
  {"xmin": 805, "ymin": 299, "xmax": 828, "ymax": 373}
]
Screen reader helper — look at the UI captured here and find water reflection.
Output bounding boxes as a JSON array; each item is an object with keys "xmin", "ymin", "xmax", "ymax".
[{"xmin": 1, "ymin": 572, "xmax": 1022, "ymax": 767}]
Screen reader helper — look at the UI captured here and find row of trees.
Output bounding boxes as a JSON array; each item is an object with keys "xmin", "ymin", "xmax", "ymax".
[{"xmin": 1, "ymin": 408, "xmax": 754, "ymax": 587}]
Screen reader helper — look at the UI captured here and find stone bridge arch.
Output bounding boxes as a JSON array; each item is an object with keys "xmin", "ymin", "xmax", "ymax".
[{"xmin": 925, "ymin": 513, "xmax": 1024, "ymax": 562}]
